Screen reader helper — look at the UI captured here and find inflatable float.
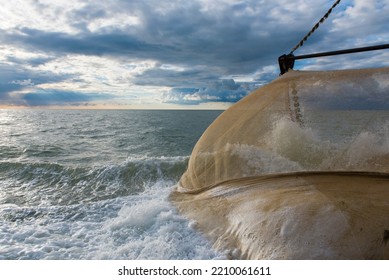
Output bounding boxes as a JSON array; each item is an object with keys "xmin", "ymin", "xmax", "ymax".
[{"xmin": 170, "ymin": 67, "xmax": 389, "ymax": 259}]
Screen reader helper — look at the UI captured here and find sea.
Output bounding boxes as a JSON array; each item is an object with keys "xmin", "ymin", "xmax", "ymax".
[
  {"xmin": 0, "ymin": 109, "xmax": 225, "ymax": 260},
  {"xmin": 2, "ymin": 108, "xmax": 389, "ymax": 261}
]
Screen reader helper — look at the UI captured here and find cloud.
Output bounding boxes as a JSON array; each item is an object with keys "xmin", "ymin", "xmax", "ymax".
[
  {"xmin": 1, "ymin": 0, "xmax": 389, "ymax": 108},
  {"xmin": 132, "ymin": 65, "xmax": 220, "ymax": 87},
  {"xmin": 0, "ymin": 61, "xmax": 72, "ymax": 104},
  {"xmin": 6, "ymin": 55, "xmax": 55, "ymax": 67},
  {"xmin": 20, "ymin": 89, "xmax": 113, "ymax": 106},
  {"xmin": 162, "ymin": 79, "xmax": 258, "ymax": 105},
  {"xmin": 0, "ymin": 58, "xmax": 115, "ymax": 106},
  {"xmin": 1, "ymin": 0, "xmax": 327, "ymax": 73},
  {"xmin": 1, "ymin": 27, "xmax": 173, "ymax": 58},
  {"xmin": 331, "ymin": 0, "xmax": 389, "ymax": 40},
  {"xmin": 289, "ymin": 1, "xmax": 389, "ymax": 57}
]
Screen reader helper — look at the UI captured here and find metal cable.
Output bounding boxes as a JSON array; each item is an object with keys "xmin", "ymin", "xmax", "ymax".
[
  {"xmin": 294, "ymin": 43, "xmax": 389, "ymax": 60},
  {"xmin": 290, "ymin": 0, "xmax": 342, "ymax": 54}
]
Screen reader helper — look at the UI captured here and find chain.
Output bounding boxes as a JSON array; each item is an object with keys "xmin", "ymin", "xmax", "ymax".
[
  {"xmin": 288, "ymin": 82, "xmax": 304, "ymax": 126},
  {"xmin": 290, "ymin": 0, "xmax": 342, "ymax": 54}
]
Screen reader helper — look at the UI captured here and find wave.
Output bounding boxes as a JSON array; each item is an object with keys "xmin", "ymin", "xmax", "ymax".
[
  {"xmin": 225, "ymin": 117, "xmax": 389, "ymax": 177},
  {"xmin": 0, "ymin": 184, "xmax": 223, "ymax": 260},
  {"xmin": 0, "ymin": 156, "xmax": 189, "ymax": 207}
]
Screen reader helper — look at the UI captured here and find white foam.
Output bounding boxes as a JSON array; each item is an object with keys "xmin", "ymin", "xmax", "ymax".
[
  {"xmin": 268, "ymin": 118, "xmax": 336, "ymax": 168},
  {"xmin": 224, "ymin": 116, "xmax": 389, "ymax": 175},
  {"xmin": 94, "ymin": 183, "xmax": 224, "ymax": 260},
  {"xmin": 0, "ymin": 181, "xmax": 223, "ymax": 260},
  {"xmin": 226, "ymin": 143, "xmax": 302, "ymax": 176},
  {"xmin": 345, "ymin": 127, "xmax": 389, "ymax": 165}
]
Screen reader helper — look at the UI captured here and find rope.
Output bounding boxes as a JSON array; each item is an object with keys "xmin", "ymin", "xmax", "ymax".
[
  {"xmin": 278, "ymin": 0, "xmax": 389, "ymax": 74},
  {"xmin": 290, "ymin": 0, "xmax": 342, "ymax": 54}
]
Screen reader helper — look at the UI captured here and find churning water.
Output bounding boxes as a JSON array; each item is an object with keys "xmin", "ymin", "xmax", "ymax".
[
  {"xmin": 0, "ymin": 109, "xmax": 224, "ymax": 259},
  {"xmin": 2, "ymin": 108, "xmax": 389, "ymax": 260}
]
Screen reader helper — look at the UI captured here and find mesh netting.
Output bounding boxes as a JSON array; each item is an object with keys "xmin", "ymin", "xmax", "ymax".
[{"xmin": 179, "ymin": 67, "xmax": 389, "ymax": 192}]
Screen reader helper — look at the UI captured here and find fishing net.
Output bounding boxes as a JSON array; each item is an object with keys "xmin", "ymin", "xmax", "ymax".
[{"xmin": 179, "ymin": 67, "xmax": 389, "ymax": 192}]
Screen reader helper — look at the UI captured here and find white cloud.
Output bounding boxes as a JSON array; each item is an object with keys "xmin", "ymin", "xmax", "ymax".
[
  {"xmin": 10, "ymin": 79, "xmax": 34, "ymax": 86},
  {"xmin": 1, "ymin": 0, "xmax": 389, "ymax": 108},
  {"xmin": 332, "ymin": 0, "xmax": 389, "ymax": 39}
]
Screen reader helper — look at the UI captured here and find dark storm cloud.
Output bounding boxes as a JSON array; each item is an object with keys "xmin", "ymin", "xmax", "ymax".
[
  {"xmin": 70, "ymin": 4, "xmax": 108, "ymax": 21},
  {"xmin": 6, "ymin": 55, "xmax": 55, "ymax": 67},
  {"xmin": 2, "ymin": 27, "xmax": 176, "ymax": 58},
  {"xmin": 21, "ymin": 89, "xmax": 113, "ymax": 106},
  {"xmin": 163, "ymin": 79, "xmax": 258, "ymax": 105},
  {"xmin": 132, "ymin": 67, "xmax": 220, "ymax": 87},
  {"xmin": 0, "ymin": 62, "xmax": 71, "ymax": 105},
  {"xmin": 1, "ymin": 1, "xmax": 325, "ymax": 73},
  {"xmin": 0, "ymin": 61, "xmax": 68, "ymax": 85},
  {"xmin": 2, "ymin": 0, "xmax": 388, "ymax": 107},
  {"xmin": 117, "ymin": 0, "xmax": 328, "ymax": 72},
  {"xmin": 0, "ymin": 59, "xmax": 113, "ymax": 106}
]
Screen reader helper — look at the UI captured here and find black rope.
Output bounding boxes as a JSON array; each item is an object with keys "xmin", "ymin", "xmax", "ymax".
[
  {"xmin": 278, "ymin": 0, "xmax": 342, "ymax": 75},
  {"xmin": 290, "ymin": 0, "xmax": 342, "ymax": 54}
]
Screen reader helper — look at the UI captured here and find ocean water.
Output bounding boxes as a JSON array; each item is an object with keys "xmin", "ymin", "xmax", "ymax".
[
  {"xmin": 2, "ymin": 108, "xmax": 388, "ymax": 260},
  {"xmin": 0, "ymin": 109, "xmax": 224, "ymax": 260}
]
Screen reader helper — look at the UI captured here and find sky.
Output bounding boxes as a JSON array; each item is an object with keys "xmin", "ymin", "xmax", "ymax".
[{"xmin": 1, "ymin": 0, "xmax": 389, "ymax": 109}]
